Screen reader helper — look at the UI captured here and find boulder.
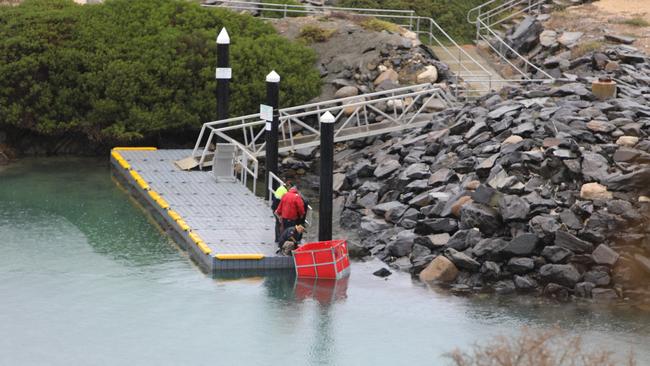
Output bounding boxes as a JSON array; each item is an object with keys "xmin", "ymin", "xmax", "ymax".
[
  {"xmin": 507, "ymin": 257, "xmax": 535, "ymax": 274},
  {"xmin": 584, "ymin": 270, "xmax": 610, "ymax": 286},
  {"xmin": 555, "ymin": 231, "xmax": 593, "ymax": 254},
  {"xmin": 539, "ymin": 30, "xmax": 557, "ymax": 47},
  {"xmin": 460, "ymin": 203, "xmax": 502, "ymax": 236},
  {"xmin": 558, "ymin": 31, "xmax": 583, "ymax": 47},
  {"xmin": 541, "ymin": 246, "xmax": 573, "ymax": 264},
  {"xmin": 503, "ymin": 233, "xmax": 538, "ymax": 257},
  {"xmin": 498, "ymin": 195, "xmax": 530, "ymax": 221},
  {"xmin": 445, "ymin": 248, "xmax": 480, "ymax": 271},
  {"xmin": 334, "ymin": 86, "xmax": 359, "ymax": 99},
  {"xmin": 374, "ymin": 159, "xmax": 401, "ymax": 179},
  {"xmin": 372, "ymin": 201, "xmax": 406, "ymax": 217},
  {"xmin": 575, "ymin": 282, "xmax": 595, "ymax": 298},
  {"xmin": 581, "ymin": 153, "xmax": 610, "ymax": 182},
  {"xmin": 447, "ymin": 229, "xmax": 481, "ymax": 251},
  {"xmin": 416, "ymin": 65, "xmax": 438, "ymax": 83},
  {"xmin": 616, "ymin": 136, "xmax": 639, "ymax": 147},
  {"xmin": 419, "ymin": 255, "xmax": 459, "ymax": 283},
  {"xmin": 333, "ymin": 173, "xmax": 348, "ymax": 192},
  {"xmin": 373, "ymin": 268, "xmax": 392, "ymax": 277},
  {"xmin": 591, "ymin": 244, "xmax": 619, "ymax": 266},
  {"xmin": 539, "ymin": 264, "xmax": 581, "ymax": 287},
  {"xmin": 374, "ymin": 68, "xmax": 399, "ymax": 86},
  {"xmin": 473, "ymin": 238, "xmax": 509, "ymax": 261},
  {"xmin": 514, "ymin": 275, "xmax": 538, "ymax": 291},
  {"xmin": 359, "ymin": 217, "xmax": 392, "ymax": 236},
  {"xmin": 480, "ymin": 261, "xmax": 501, "ymax": 280},
  {"xmin": 580, "ymin": 183, "xmax": 612, "ymax": 200},
  {"xmin": 414, "ymin": 218, "xmax": 458, "ymax": 235},
  {"xmin": 387, "ymin": 230, "xmax": 417, "ymax": 257}
]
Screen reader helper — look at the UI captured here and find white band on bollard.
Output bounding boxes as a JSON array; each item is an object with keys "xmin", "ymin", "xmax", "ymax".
[
  {"xmin": 215, "ymin": 68, "xmax": 231, "ymax": 79},
  {"xmin": 265, "ymin": 122, "xmax": 271, "ymax": 131}
]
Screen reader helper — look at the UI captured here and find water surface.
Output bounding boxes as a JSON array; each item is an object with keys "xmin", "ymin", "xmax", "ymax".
[{"xmin": 1, "ymin": 158, "xmax": 649, "ymax": 365}]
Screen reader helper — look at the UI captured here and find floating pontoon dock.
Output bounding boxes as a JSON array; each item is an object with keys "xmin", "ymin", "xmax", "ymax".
[{"xmin": 111, "ymin": 147, "xmax": 293, "ymax": 273}]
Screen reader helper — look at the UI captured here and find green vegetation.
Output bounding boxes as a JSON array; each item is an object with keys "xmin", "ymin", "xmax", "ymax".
[
  {"xmin": 611, "ymin": 17, "xmax": 650, "ymax": 28},
  {"xmin": 0, "ymin": 0, "xmax": 321, "ymax": 144},
  {"xmin": 359, "ymin": 18, "xmax": 400, "ymax": 33},
  {"xmin": 337, "ymin": 0, "xmax": 487, "ymax": 43},
  {"xmin": 298, "ymin": 25, "xmax": 336, "ymax": 43}
]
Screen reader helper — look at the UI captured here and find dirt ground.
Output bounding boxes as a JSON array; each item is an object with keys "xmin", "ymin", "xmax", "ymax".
[{"xmin": 546, "ymin": 0, "xmax": 650, "ymax": 53}]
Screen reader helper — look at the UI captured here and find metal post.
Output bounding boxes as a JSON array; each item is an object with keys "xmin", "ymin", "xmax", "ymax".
[
  {"xmin": 216, "ymin": 28, "xmax": 230, "ymax": 121},
  {"xmin": 265, "ymin": 70, "xmax": 280, "ymax": 193},
  {"xmin": 318, "ymin": 111, "xmax": 335, "ymax": 242}
]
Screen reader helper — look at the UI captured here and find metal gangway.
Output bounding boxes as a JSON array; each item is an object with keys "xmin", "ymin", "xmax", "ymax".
[{"xmin": 179, "ymin": 83, "xmax": 454, "ymax": 176}]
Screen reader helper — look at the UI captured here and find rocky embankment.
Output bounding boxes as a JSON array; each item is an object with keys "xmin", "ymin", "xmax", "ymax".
[
  {"xmin": 273, "ymin": 16, "xmax": 451, "ymax": 101},
  {"xmin": 312, "ymin": 45, "xmax": 650, "ymax": 302}
]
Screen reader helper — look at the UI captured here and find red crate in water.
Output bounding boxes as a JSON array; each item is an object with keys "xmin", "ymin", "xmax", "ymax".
[{"xmin": 293, "ymin": 240, "xmax": 350, "ymax": 279}]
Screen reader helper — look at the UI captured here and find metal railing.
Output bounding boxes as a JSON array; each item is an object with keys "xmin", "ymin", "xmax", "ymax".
[
  {"xmin": 203, "ymin": 1, "xmax": 496, "ymax": 92},
  {"xmin": 229, "ymin": 140, "xmax": 260, "ymax": 194},
  {"xmin": 192, "ymin": 83, "xmax": 454, "ymax": 168},
  {"xmin": 467, "ymin": 0, "xmax": 554, "ymax": 81}
]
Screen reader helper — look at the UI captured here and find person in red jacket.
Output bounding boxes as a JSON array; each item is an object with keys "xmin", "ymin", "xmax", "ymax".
[{"xmin": 274, "ymin": 186, "xmax": 305, "ymax": 237}]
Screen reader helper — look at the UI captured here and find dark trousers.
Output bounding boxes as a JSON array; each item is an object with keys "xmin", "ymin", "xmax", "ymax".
[
  {"xmin": 279, "ymin": 219, "xmax": 296, "ymax": 243},
  {"xmin": 274, "ymin": 217, "xmax": 282, "ymax": 243}
]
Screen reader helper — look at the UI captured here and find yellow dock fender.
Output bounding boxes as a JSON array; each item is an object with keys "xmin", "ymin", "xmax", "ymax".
[
  {"xmin": 215, "ymin": 253, "xmax": 265, "ymax": 260},
  {"xmin": 112, "ymin": 147, "xmax": 157, "ymax": 151},
  {"xmin": 147, "ymin": 190, "xmax": 170, "ymax": 210}
]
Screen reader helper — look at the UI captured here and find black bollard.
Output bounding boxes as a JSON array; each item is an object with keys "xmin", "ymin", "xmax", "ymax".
[
  {"xmin": 265, "ymin": 70, "xmax": 280, "ymax": 193},
  {"xmin": 318, "ymin": 111, "xmax": 336, "ymax": 242},
  {"xmin": 216, "ymin": 28, "xmax": 230, "ymax": 120}
]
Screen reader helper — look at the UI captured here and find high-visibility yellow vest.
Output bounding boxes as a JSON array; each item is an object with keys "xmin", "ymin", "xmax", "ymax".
[{"xmin": 274, "ymin": 185, "xmax": 288, "ymax": 200}]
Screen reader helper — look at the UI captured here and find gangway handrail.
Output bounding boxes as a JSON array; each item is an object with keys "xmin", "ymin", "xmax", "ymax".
[{"xmin": 204, "ymin": 1, "xmax": 496, "ymax": 92}]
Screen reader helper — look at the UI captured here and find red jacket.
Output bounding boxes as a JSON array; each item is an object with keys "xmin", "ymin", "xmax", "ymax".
[{"xmin": 275, "ymin": 187, "xmax": 305, "ymax": 220}]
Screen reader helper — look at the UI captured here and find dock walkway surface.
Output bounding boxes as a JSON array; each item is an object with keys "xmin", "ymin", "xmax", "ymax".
[{"xmin": 111, "ymin": 148, "xmax": 293, "ymax": 272}]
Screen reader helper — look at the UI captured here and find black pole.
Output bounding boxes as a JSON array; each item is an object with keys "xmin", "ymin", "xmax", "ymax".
[
  {"xmin": 265, "ymin": 71, "xmax": 280, "ymax": 192},
  {"xmin": 319, "ymin": 112, "xmax": 335, "ymax": 242},
  {"xmin": 216, "ymin": 28, "xmax": 230, "ymax": 120}
]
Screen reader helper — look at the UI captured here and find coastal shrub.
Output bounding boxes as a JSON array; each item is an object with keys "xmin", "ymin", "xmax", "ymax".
[
  {"xmin": 0, "ymin": 0, "xmax": 321, "ymax": 143},
  {"xmin": 359, "ymin": 18, "xmax": 400, "ymax": 33},
  {"xmin": 446, "ymin": 326, "xmax": 636, "ymax": 366},
  {"xmin": 572, "ymin": 40, "xmax": 604, "ymax": 58},
  {"xmin": 298, "ymin": 25, "xmax": 336, "ymax": 43},
  {"xmin": 337, "ymin": 0, "xmax": 488, "ymax": 43}
]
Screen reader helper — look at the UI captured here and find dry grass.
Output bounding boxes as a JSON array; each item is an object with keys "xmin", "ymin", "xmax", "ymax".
[
  {"xmin": 571, "ymin": 40, "xmax": 604, "ymax": 58},
  {"xmin": 446, "ymin": 326, "xmax": 636, "ymax": 366},
  {"xmin": 610, "ymin": 17, "xmax": 650, "ymax": 27},
  {"xmin": 297, "ymin": 25, "xmax": 336, "ymax": 43}
]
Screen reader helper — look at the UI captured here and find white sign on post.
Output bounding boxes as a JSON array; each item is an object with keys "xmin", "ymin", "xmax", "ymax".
[{"xmin": 260, "ymin": 104, "xmax": 273, "ymax": 122}]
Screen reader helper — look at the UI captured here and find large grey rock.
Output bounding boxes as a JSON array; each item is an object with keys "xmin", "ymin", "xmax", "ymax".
[
  {"xmin": 402, "ymin": 163, "xmax": 431, "ymax": 180},
  {"xmin": 529, "ymin": 215, "xmax": 561, "ymax": 243},
  {"xmin": 542, "ymin": 246, "xmax": 572, "ymax": 263},
  {"xmin": 539, "ymin": 264, "xmax": 581, "ymax": 287},
  {"xmin": 460, "ymin": 203, "xmax": 502, "ymax": 236},
  {"xmin": 414, "ymin": 218, "xmax": 458, "ymax": 235},
  {"xmin": 514, "ymin": 275, "xmax": 538, "ymax": 291},
  {"xmin": 581, "ymin": 153, "xmax": 610, "ymax": 182},
  {"xmin": 555, "ymin": 231, "xmax": 593, "ymax": 254},
  {"xmin": 506, "ymin": 16, "xmax": 543, "ymax": 54},
  {"xmin": 445, "ymin": 248, "xmax": 480, "ymax": 272},
  {"xmin": 480, "ymin": 261, "xmax": 501, "ymax": 280},
  {"xmin": 591, "ymin": 288, "xmax": 618, "ymax": 301},
  {"xmin": 584, "ymin": 270, "xmax": 611, "ymax": 286},
  {"xmin": 558, "ymin": 31, "xmax": 583, "ymax": 47},
  {"xmin": 359, "ymin": 216, "xmax": 392, "ymax": 236},
  {"xmin": 473, "ymin": 238, "xmax": 509, "ymax": 261},
  {"xmin": 503, "ymin": 233, "xmax": 538, "ymax": 257},
  {"xmin": 334, "ymin": 86, "xmax": 359, "ymax": 98},
  {"xmin": 498, "ymin": 195, "xmax": 530, "ymax": 221},
  {"xmin": 591, "ymin": 244, "xmax": 619, "ymax": 266},
  {"xmin": 372, "ymin": 201, "xmax": 406, "ymax": 216},
  {"xmin": 447, "ymin": 229, "xmax": 481, "ymax": 251},
  {"xmin": 374, "ymin": 159, "xmax": 401, "ymax": 179},
  {"xmin": 507, "ymin": 257, "xmax": 535, "ymax": 274},
  {"xmin": 488, "ymin": 104, "xmax": 523, "ymax": 119},
  {"xmin": 387, "ymin": 230, "xmax": 417, "ymax": 257}
]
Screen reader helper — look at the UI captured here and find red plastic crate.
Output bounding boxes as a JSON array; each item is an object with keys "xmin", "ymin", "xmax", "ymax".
[{"xmin": 293, "ymin": 240, "xmax": 351, "ymax": 279}]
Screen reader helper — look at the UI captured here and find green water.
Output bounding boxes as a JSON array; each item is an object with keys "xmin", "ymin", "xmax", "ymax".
[{"xmin": 1, "ymin": 158, "xmax": 650, "ymax": 365}]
